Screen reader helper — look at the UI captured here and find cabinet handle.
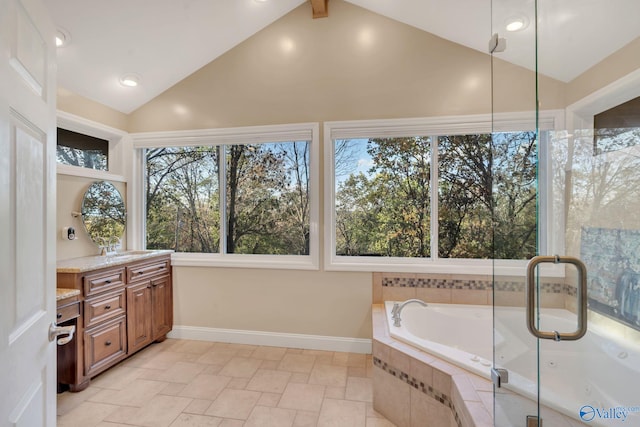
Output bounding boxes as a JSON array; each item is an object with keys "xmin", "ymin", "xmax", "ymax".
[
  {"xmin": 105, "ymin": 340, "xmax": 112, "ymax": 346},
  {"xmin": 105, "ymin": 279, "xmax": 111, "ymax": 284},
  {"xmin": 105, "ymin": 305, "xmax": 111, "ymax": 310},
  {"xmin": 158, "ymin": 266, "xmax": 163, "ymax": 269},
  {"xmin": 56, "ymin": 313, "xmax": 62, "ymax": 319}
]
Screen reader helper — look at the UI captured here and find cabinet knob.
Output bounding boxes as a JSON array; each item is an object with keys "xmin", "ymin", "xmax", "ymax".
[
  {"xmin": 56, "ymin": 313, "xmax": 62, "ymax": 319},
  {"xmin": 105, "ymin": 340, "xmax": 112, "ymax": 346},
  {"xmin": 105, "ymin": 279, "xmax": 112, "ymax": 284},
  {"xmin": 105, "ymin": 305, "xmax": 111, "ymax": 310}
]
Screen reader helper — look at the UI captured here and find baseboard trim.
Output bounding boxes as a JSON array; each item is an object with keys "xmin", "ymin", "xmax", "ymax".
[{"xmin": 167, "ymin": 325, "xmax": 372, "ymax": 354}]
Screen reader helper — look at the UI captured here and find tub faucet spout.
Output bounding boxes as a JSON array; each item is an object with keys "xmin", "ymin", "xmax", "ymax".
[{"xmin": 392, "ymin": 298, "xmax": 428, "ymax": 327}]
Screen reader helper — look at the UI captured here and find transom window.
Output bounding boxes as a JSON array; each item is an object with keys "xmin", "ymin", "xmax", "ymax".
[{"xmin": 57, "ymin": 127, "xmax": 109, "ymax": 170}]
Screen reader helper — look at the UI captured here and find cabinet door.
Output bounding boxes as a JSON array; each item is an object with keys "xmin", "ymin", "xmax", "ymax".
[
  {"xmin": 126, "ymin": 282, "xmax": 153, "ymax": 354},
  {"xmin": 151, "ymin": 275, "xmax": 173, "ymax": 341}
]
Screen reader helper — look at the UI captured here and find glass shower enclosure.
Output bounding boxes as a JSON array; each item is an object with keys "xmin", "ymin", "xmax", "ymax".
[{"xmin": 491, "ymin": 1, "xmax": 640, "ymax": 425}]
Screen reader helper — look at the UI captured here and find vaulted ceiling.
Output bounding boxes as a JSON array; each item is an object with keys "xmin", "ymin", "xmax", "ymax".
[{"xmin": 45, "ymin": 0, "xmax": 640, "ymax": 114}]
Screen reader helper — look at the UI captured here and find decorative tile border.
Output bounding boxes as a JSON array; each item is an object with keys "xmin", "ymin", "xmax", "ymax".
[
  {"xmin": 381, "ymin": 276, "xmax": 567, "ymax": 294},
  {"xmin": 373, "ymin": 355, "xmax": 462, "ymax": 427}
]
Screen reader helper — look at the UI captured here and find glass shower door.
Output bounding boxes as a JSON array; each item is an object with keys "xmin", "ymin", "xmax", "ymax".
[{"xmin": 492, "ymin": 0, "xmax": 640, "ymax": 426}]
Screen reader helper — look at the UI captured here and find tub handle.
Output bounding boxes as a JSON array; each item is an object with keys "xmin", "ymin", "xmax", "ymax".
[{"xmin": 526, "ymin": 255, "xmax": 587, "ymax": 341}]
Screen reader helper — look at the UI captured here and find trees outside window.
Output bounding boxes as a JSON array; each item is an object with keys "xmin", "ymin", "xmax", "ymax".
[
  {"xmin": 333, "ymin": 131, "xmax": 538, "ymax": 261},
  {"xmin": 145, "ymin": 141, "xmax": 311, "ymax": 256}
]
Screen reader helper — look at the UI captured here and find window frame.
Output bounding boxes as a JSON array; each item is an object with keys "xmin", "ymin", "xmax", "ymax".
[
  {"xmin": 131, "ymin": 122, "xmax": 320, "ymax": 270},
  {"xmin": 323, "ymin": 111, "xmax": 565, "ymax": 275},
  {"xmin": 56, "ymin": 111, "xmax": 128, "ymax": 181}
]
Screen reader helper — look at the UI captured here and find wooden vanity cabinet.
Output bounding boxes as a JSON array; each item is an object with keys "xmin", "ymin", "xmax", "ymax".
[
  {"xmin": 56, "ymin": 253, "xmax": 172, "ymax": 392},
  {"xmin": 126, "ymin": 257, "xmax": 173, "ymax": 354}
]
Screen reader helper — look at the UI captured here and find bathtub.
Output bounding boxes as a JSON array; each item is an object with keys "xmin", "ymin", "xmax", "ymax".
[{"xmin": 385, "ymin": 301, "xmax": 640, "ymax": 426}]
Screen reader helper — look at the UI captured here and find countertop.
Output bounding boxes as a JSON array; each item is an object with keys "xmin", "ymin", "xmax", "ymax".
[
  {"xmin": 56, "ymin": 288, "xmax": 81, "ymax": 301},
  {"xmin": 56, "ymin": 250, "xmax": 173, "ymax": 273}
]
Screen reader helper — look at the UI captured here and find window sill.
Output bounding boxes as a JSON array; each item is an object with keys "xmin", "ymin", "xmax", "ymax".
[{"xmin": 169, "ymin": 252, "xmax": 320, "ymax": 271}]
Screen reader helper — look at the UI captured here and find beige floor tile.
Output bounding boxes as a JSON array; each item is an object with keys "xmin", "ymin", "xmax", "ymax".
[
  {"xmin": 90, "ymin": 365, "xmax": 148, "ymax": 390},
  {"xmin": 288, "ymin": 373, "xmax": 310, "ymax": 383},
  {"xmin": 169, "ymin": 413, "xmax": 222, "ymax": 427},
  {"xmin": 346, "ymin": 377, "xmax": 373, "ymax": 402},
  {"xmin": 138, "ymin": 351, "xmax": 201, "ymax": 370},
  {"xmin": 318, "ymin": 398, "xmax": 366, "ymax": 427},
  {"xmin": 347, "ymin": 366, "xmax": 368, "ymax": 378},
  {"xmin": 145, "ymin": 361, "xmax": 208, "ymax": 384},
  {"xmin": 184, "ymin": 399, "xmax": 214, "ymax": 415},
  {"xmin": 244, "ymin": 405, "xmax": 296, "ymax": 427},
  {"xmin": 57, "ymin": 401, "xmax": 120, "ymax": 427},
  {"xmin": 260, "ymin": 360, "xmax": 280, "ymax": 370},
  {"xmin": 308, "ymin": 364, "xmax": 348, "ymax": 387},
  {"xmin": 88, "ymin": 378, "xmax": 169, "ymax": 407},
  {"xmin": 252, "ymin": 346, "xmax": 288, "ymax": 361},
  {"xmin": 293, "ymin": 411, "xmax": 319, "ymax": 427},
  {"xmin": 224, "ymin": 343, "xmax": 259, "ymax": 352},
  {"xmin": 277, "ymin": 353, "xmax": 316, "ymax": 373},
  {"xmin": 278, "ymin": 383, "xmax": 325, "ymax": 412},
  {"xmin": 247, "ymin": 369, "xmax": 292, "ymax": 393},
  {"xmin": 105, "ymin": 394, "xmax": 192, "ymax": 427},
  {"xmin": 205, "ymin": 389, "xmax": 262, "ymax": 420},
  {"xmin": 161, "ymin": 382, "xmax": 188, "ymax": 396},
  {"xmin": 257, "ymin": 392, "xmax": 282, "ymax": 407},
  {"xmin": 325, "ymin": 386, "xmax": 346, "ymax": 399},
  {"xmin": 179, "ymin": 374, "xmax": 232, "ymax": 400},
  {"xmin": 57, "ymin": 339, "xmax": 397, "ymax": 427},
  {"xmin": 219, "ymin": 357, "xmax": 263, "ymax": 378},
  {"xmin": 57, "ymin": 386, "xmax": 102, "ymax": 416},
  {"xmin": 95, "ymin": 423, "xmax": 136, "ymax": 427},
  {"xmin": 366, "ymin": 417, "xmax": 397, "ymax": 427},
  {"xmin": 171, "ymin": 340, "xmax": 216, "ymax": 355},
  {"xmin": 197, "ymin": 348, "xmax": 238, "ymax": 365},
  {"xmin": 202, "ymin": 364, "xmax": 225, "ymax": 375},
  {"xmin": 219, "ymin": 419, "xmax": 244, "ymax": 427},
  {"xmin": 303, "ymin": 349, "xmax": 334, "ymax": 365}
]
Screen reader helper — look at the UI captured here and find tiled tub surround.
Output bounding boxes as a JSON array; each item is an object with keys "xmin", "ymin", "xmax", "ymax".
[{"xmin": 372, "ymin": 305, "xmax": 493, "ymax": 427}]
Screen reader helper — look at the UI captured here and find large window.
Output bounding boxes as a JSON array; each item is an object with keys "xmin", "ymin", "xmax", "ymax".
[
  {"xmin": 325, "ymin": 114, "xmax": 560, "ymax": 272},
  {"xmin": 134, "ymin": 123, "xmax": 319, "ymax": 270}
]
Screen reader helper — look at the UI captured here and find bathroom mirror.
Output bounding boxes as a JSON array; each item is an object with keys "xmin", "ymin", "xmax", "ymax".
[{"xmin": 81, "ymin": 181, "xmax": 126, "ymax": 247}]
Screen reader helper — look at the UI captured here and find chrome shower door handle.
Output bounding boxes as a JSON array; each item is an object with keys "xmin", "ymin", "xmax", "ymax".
[{"xmin": 526, "ymin": 255, "xmax": 588, "ymax": 341}]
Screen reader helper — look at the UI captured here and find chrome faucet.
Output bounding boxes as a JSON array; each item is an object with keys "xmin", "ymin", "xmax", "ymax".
[
  {"xmin": 391, "ymin": 298, "xmax": 428, "ymax": 327},
  {"xmin": 98, "ymin": 236, "xmax": 121, "ymax": 256}
]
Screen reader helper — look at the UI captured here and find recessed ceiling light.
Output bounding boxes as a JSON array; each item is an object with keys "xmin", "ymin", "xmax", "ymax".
[
  {"xmin": 505, "ymin": 16, "xmax": 528, "ymax": 32},
  {"xmin": 119, "ymin": 74, "xmax": 141, "ymax": 87},
  {"xmin": 55, "ymin": 28, "xmax": 70, "ymax": 47},
  {"xmin": 254, "ymin": 0, "xmax": 268, "ymax": 2}
]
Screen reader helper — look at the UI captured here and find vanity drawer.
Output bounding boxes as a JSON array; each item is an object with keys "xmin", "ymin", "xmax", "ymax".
[
  {"xmin": 84, "ymin": 290, "xmax": 126, "ymax": 328},
  {"xmin": 127, "ymin": 258, "xmax": 170, "ymax": 282},
  {"xmin": 56, "ymin": 301, "xmax": 80, "ymax": 323},
  {"xmin": 84, "ymin": 267, "xmax": 125, "ymax": 297},
  {"xmin": 84, "ymin": 316, "xmax": 127, "ymax": 377}
]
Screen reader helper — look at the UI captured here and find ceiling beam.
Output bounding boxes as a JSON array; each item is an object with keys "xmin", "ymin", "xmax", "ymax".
[{"xmin": 310, "ymin": 0, "xmax": 328, "ymax": 18}]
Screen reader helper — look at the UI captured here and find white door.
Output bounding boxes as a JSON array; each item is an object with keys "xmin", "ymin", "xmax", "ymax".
[{"xmin": 0, "ymin": 0, "xmax": 57, "ymax": 425}]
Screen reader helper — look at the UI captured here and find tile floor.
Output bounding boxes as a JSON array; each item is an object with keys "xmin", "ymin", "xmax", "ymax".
[{"xmin": 57, "ymin": 339, "xmax": 398, "ymax": 427}]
